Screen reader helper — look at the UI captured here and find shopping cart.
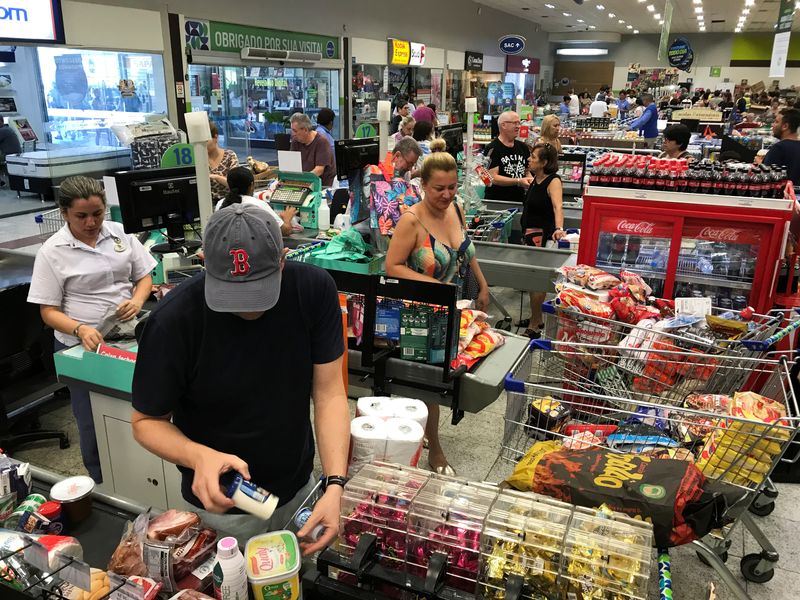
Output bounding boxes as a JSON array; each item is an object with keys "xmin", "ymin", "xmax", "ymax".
[
  {"xmin": 465, "ymin": 208, "xmax": 518, "ymax": 243},
  {"xmin": 488, "ymin": 338, "xmax": 800, "ymax": 600},
  {"xmin": 541, "ymin": 301, "xmax": 794, "ymax": 396},
  {"xmin": 284, "ymin": 476, "xmax": 326, "ymax": 536},
  {"xmin": 34, "ymin": 207, "xmax": 111, "ymax": 241}
]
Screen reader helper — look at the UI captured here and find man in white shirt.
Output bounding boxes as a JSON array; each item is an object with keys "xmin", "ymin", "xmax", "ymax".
[
  {"xmin": 589, "ymin": 99, "xmax": 609, "ymax": 118},
  {"xmin": 569, "ymin": 90, "xmax": 580, "ymax": 117}
]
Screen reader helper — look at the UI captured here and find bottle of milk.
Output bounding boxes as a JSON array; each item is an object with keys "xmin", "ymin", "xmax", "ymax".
[{"xmin": 213, "ymin": 537, "xmax": 248, "ymax": 600}]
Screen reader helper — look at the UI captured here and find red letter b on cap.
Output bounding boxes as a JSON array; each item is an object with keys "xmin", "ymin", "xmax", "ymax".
[{"xmin": 229, "ymin": 248, "xmax": 251, "ymax": 276}]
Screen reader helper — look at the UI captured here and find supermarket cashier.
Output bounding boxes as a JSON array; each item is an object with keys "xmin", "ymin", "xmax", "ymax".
[
  {"xmin": 27, "ymin": 176, "xmax": 157, "ymax": 484},
  {"xmin": 131, "ymin": 204, "xmax": 350, "ymax": 552}
]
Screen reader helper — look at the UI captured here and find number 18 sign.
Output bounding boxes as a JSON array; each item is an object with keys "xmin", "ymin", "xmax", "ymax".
[{"xmin": 161, "ymin": 143, "xmax": 196, "ymax": 168}]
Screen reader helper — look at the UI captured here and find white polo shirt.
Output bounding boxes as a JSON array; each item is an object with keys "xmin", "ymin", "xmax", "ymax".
[
  {"xmin": 28, "ymin": 220, "xmax": 157, "ymax": 346},
  {"xmin": 589, "ymin": 100, "xmax": 608, "ymax": 118}
]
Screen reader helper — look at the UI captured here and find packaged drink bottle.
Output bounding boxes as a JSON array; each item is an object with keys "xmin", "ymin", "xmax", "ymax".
[
  {"xmin": 687, "ymin": 164, "xmax": 701, "ymax": 195},
  {"xmin": 722, "ymin": 164, "xmax": 736, "ymax": 196},
  {"xmin": 774, "ymin": 166, "xmax": 787, "ymax": 199},
  {"xmin": 610, "ymin": 161, "xmax": 622, "ymax": 187},
  {"xmin": 666, "ymin": 168, "xmax": 678, "ymax": 193},
  {"xmin": 621, "ymin": 162, "xmax": 633, "ymax": 188},
  {"xmin": 642, "ymin": 165, "xmax": 655, "ymax": 192},
  {"xmin": 757, "ymin": 165, "xmax": 770, "ymax": 198},
  {"xmin": 654, "ymin": 161, "xmax": 667, "ymax": 191},
  {"xmin": 747, "ymin": 167, "xmax": 760, "ymax": 198},
  {"xmin": 213, "ymin": 537, "xmax": 248, "ymax": 600},
  {"xmin": 712, "ymin": 165, "xmax": 725, "ymax": 195},
  {"xmin": 649, "ymin": 246, "xmax": 667, "ymax": 271},
  {"xmin": 676, "ymin": 165, "xmax": 688, "ymax": 193},
  {"xmin": 699, "ymin": 166, "xmax": 713, "ymax": 194},
  {"xmin": 597, "ymin": 233, "xmax": 613, "ymax": 263}
]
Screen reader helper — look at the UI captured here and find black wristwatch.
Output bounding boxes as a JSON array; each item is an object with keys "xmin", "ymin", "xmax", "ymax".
[{"xmin": 323, "ymin": 475, "xmax": 348, "ymax": 490}]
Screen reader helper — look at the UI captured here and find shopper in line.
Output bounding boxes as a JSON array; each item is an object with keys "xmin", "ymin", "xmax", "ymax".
[
  {"xmin": 207, "ymin": 120, "xmax": 239, "ymax": 204},
  {"xmin": 568, "ymin": 89, "xmax": 580, "ymax": 117},
  {"xmin": 538, "ymin": 114, "xmax": 562, "ymax": 153},
  {"xmin": 289, "ymin": 112, "xmax": 336, "ymax": 186},
  {"xmin": 412, "ymin": 101, "xmax": 437, "ymax": 125},
  {"xmin": 521, "ymin": 143, "xmax": 565, "ymax": 338},
  {"xmin": 390, "ymin": 102, "xmax": 411, "ymax": 135},
  {"xmin": 315, "ymin": 108, "xmax": 336, "ymax": 151},
  {"xmin": 131, "ymin": 204, "xmax": 350, "ymax": 549},
  {"xmin": 559, "ymin": 95, "xmax": 571, "ymax": 117},
  {"xmin": 764, "ymin": 108, "xmax": 800, "ymax": 186},
  {"xmin": 391, "ymin": 116, "xmax": 415, "ymax": 145},
  {"xmin": 483, "ymin": 111, "xmax": 532, "ymax": 205},
  {"xmin": 28, "ymin": 176, "xmax": 156, "ymax": 484},
  {"xmin": 589, "ymin": 96, "xmax": 609, "ymax": 118},
  {"xmin": 413, "ymin": 120, "xmax": 435, "ymax": 158},
  {"xmin": 625, "ymin": 93, "xmax": 659, "ymax": 148},
  {"xmin": 658, "ymin": 124, "xmax": 693, "ymax": 161},
  {"xmin": 708, "ymin": 90, "xmax": 724, "ymax": 110},
  {"xmin": 386, "ymin": 152, "xmax": 490, "ymax": 476},
  {"xmin": 216, "ymin": 166, "xmax": 295, "ymax": 235}
]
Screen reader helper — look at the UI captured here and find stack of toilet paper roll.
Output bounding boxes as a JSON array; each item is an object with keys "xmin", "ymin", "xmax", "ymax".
[{"xmin": 348, "ymin": 397, "xmax": 428, "ymax": 475}]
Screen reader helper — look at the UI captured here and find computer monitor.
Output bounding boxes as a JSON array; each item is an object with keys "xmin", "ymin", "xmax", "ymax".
[
  {"xmin": 114, "ymin": 166, "xmax": 201, "ymax": 253},
  {"xmin": 557, "ymin": 152, "xmax": 587, "ymax": 197},
  {"xmin": 435, "ymin": 123, "xmax": 466, "ymax": 160},
  {"xmin": 335, "ymin": 137, "xmax": 379, "ymax": 181}
]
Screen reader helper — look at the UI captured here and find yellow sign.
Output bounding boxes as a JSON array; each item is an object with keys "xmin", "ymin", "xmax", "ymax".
[{"xmin": 389, "ymin": 39, "xmax": 410, "ymax": 65}]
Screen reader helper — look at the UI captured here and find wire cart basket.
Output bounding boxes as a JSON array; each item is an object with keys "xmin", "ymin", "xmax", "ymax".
[
  {"xmin": 34, "ymin": 208, "xmax": 111, "ymax": 241},
  {"xmin": 488, "ymin": 337, "xmax": 800, "ymax": 600},
  {"xmin": 465, "ymin": 208, "xmax": 518, "ymax": 243}
]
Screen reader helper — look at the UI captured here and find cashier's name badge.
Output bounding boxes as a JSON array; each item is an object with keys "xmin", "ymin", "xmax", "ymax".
[{"xmin": 113, "ymin": 236, "xmax": 126, "ymax": 252}]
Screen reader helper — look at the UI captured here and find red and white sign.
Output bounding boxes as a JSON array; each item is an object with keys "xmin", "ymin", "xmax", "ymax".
[
  {"xmin": 683, "ymin": 223, "xmax": 761, "ymax": 245},
  {"xmin": 600, "ymin": 216, "xmax": 673, "ymax": 238},
  {"xmin": 97, "ymin": 344, "xmax": 137, "ymax": 363},
  {"xmin": 409, "ymin": 43, "xmax": 426, "ymax": 66}
]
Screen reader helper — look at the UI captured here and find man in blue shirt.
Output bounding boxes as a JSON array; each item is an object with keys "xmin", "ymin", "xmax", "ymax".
[
  {"xmin": 616, "ymin": 90, "xmax": 630, "ymax": 121},
  {"xmin": 315, "ymin": 108, "xmax": 336, "ymax": 151},
  {"xmin": 626, "ymin": 93, "xmax": 659, "ymax": 148}
]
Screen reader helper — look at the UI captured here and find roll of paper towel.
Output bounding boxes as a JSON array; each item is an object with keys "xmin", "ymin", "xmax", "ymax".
[
  {"xmin": 356, "ymin": 397, "xmax": 394, "ymax": 420},
  {"xmin": 383, "ymin": 418, "xmax": 424, "ymax": 467},
  {"xmin": 391, "ymin": 398, "xmax": 428, "ymax": 431},
  {"xmin": 348, "ymin": 417, "xmax": 388, "ymax": 476}
]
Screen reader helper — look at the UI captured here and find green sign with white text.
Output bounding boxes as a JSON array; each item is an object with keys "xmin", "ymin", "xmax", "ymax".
[{"xmin": 184, "ymin": 18, "xmax": 340, "ymax": 59}]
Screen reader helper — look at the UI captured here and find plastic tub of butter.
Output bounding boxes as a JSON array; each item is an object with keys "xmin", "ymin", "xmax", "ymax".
[
  {"xmin": 245, "ymin": 530, "xmax": 302, "ymax": 600},
  {"xmin": 50, "ymin": 476, "xmax": 94, "ymax": 526}
]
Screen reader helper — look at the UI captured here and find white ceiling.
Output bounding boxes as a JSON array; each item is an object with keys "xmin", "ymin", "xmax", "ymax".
[{"xmin": 477, "ymin": 0, "xmax": 800, "ymax": 34}]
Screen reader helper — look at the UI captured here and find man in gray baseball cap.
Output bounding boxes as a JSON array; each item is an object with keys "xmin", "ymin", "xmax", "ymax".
[{"xmin": 131, "ymin": 204, "xmax": 350, "ymax": 550}]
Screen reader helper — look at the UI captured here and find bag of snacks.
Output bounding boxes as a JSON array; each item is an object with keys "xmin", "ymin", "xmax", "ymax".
[
  {"xmin": 559, "ymin": 265, "xmax": 620, "ymax": 290},
  {"xmin": 451, "ymin": 329, "xmax": 505, "ymax": 370},
  {"xmin": 619, "ymin": 270, "xmax": 653, "ymax": 297},
  {"xmin": 506, "ymin": 441, "xmax": 733, "ymax": 547}
]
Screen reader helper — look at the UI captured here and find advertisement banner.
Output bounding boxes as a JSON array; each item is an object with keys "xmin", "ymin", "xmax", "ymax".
[
  {"xmin": 184, "ymin": 19, "xmax": 340, "ymax": 59},
  {"xmin": 658, "ymin": 0, "xmax": 674, "ymax": 63},
  {"xmin": 770, "ymin": 0, "xmax": 795, "ymax": 77},
  {"xmin": 682, "ymin": 223, "xmax": 761, "ymax": 246},
  {"xmin": 505, "ymin": 55, "xmax": 540, "ymax": 74},
  {"xmin": 667, "ymin": 37, "xmax": 694, "ymax": 72},
  {"xmin": 464, "ymin": 51, "xmax": 484, "ymax": 71},
  {"xmin": 600, "ymin": 216, "xmax": 673, "ymax": 239},
  {"xmin": 409, "ymin": 42, "xmax": 426, "ymax": 66}
]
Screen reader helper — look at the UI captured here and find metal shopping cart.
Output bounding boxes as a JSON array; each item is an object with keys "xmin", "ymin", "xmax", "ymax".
[
  {"xmin": 34, "ymin": 207, "xmax": 111, "ymax": 241},
  {"xmin": 465, "ymin": 208, "xmax": 518, "ymax": 243},
  {"xmin": 487, "ymin": 338, "xmax": 800, "ymax": 600}
]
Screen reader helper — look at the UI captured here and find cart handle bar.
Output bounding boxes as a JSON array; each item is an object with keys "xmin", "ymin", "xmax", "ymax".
[{"xmin": 741, "ymin": 317, "xmax": 800, "ymax": 352}]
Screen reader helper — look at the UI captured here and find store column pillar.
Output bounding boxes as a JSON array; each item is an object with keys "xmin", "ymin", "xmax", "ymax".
[
  {"xmin": 465, "ymin": 97, "xmax": 477, "ymax": 185},
  {"xmin": 377, "ymin": 100, "xmax": 391, "ymax": 160},
  {"xmin": 184, "ymin": 111, "xmax": 213, "ymax": 228}
]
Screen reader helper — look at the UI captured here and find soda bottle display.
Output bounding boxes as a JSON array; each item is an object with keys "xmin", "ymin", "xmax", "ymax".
[
  {"xmin": 609, "ymin": 234, "xmax": 626, "ymax": 265},
  {"xmin": 625, "ymin": 235, "xmax": 641, "ymax": 266},
  {"xmin": 597, "ymin": 232, "xmax": 613, "ymax": 262}
]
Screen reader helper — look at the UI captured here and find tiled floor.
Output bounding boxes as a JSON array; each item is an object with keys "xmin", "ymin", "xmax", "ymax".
[{"xmin": 4, "ymin": 218, "xmax": 799, "ymax": 599}]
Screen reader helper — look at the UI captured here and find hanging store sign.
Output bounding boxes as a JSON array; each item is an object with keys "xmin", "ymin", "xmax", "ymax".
[
  {"xmin": 667, "ymin": 37, "xmax": 694, "ymax": 72},
  {"xmin": 657, "ymin": 0, "xmax": 674, "ymax": 62},
  {"xmin": 769, "ymin": 0, "xmax": 795, "ymax": 78},
  {"xmin": 184, "ymin": 19, "xmax": 340, "ymax": 59},
  {"xmin": 409, "ymin": 42, "xmax": 426, "ymax": 66},
  {"xmin": 389, "ymin": 39, "xmax": 410, "ymax": 65},
  {"xmin": 499, "ymin": 35, "xmax": 526, "ymax": 55},
  {"xmin": 464, "ymin": 51, "xmax": 484, "ymax": 71},
  {"xmin": 505, "ymin": 54, "xmax": 540, "ymax": 74}
]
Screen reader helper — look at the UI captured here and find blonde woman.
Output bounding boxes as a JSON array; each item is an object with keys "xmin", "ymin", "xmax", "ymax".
[
  {"xmin": 537, "ymin": 114, "xmax": 562, "ymax": 153},
  {"xmin": 392, "ymin": 116, "xmax": 416, "ymax": 144},
  {"xmin": 387, "ymin": 152, "xmax": 490, "ymax": 475}
]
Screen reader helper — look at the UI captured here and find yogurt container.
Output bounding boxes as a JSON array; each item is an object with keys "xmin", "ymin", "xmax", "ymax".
[
  {"xmin": 245, "ymin": 531, "xmax": 302, "ymax": 600},
  {"xmin": 50, "ymin": 476, "xmax": 94, "ymax": 525},
  {"xmin": 224, "ymin": 474, "xmax": 279, "ymax": 520}
]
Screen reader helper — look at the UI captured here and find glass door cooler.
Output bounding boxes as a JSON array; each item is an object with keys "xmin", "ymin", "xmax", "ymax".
[{"xmin": 578, "ymin": 187, "xmax": 793, "ymax": 313}]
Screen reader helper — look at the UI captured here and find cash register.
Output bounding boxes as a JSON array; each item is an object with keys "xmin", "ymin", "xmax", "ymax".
[{"xmin": 266, "ymin": 172, "xmax": 322, "ymax": 229}]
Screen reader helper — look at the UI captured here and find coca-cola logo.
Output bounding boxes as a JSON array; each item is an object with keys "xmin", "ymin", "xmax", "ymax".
[
  {"xmin": 616, "ymin": 220, "xmax": 655, "ymax": 234},
  {"xmin": 698, "ymin": 227, "xmax": 742, "ymax": 242}
]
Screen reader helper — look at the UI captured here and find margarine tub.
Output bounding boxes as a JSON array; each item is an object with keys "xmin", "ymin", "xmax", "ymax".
[{"xmin": 245, "ymin": 530, "xmax": 302, "ymax": 600}]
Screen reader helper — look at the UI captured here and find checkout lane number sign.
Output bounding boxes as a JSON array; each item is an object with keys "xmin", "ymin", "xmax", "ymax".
[{"xmin": 161, "ymin": 144, "xmax": 196, "ymax": 168}]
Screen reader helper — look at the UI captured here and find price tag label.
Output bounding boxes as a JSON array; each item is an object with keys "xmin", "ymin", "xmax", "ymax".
[
  {"xmin": 108, "ymin": 572, "xmax": 145, "ymax": 600},
  {"xmin": 22, "ymin": 536, "xmax": 49, "ymax": 573},
  {"xmin": 56, "ymin": 553, "xmax": 92, "ymax": 591}
]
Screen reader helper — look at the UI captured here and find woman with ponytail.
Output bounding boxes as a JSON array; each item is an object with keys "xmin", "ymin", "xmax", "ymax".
[{"xmin": 215, "ymin": 166, "xmax": 295, "ymax": 235}]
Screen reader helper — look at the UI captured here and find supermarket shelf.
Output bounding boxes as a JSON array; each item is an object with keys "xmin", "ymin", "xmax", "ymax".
[
  {"xmin": 586, "ymin": 185, "xmax": 794, "ymax": 211},
  {"xmin": 674, "ymin": 272, "xmax": 753, "ymax": 290}
]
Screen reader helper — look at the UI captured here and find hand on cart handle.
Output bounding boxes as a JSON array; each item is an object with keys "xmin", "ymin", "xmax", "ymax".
[
  {"xmin": 297, "ymin": 486, "xmax": 341, "ymax": 556},
  {"xmin": 190, "ymin": 446, "xmax": 251, "ymax": 513}
]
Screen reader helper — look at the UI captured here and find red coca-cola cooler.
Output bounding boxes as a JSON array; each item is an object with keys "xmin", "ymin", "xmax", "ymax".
[{"xmin": 577, "ymin": 186, "xmax": 794, "ymax": 313}]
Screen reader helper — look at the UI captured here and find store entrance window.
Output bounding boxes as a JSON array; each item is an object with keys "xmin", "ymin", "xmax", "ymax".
[
  {"xmin": 37, "ymin": 47, "xmax": 168, "ymax": 149},
  {"xmin": 189, "ymin": 64, "xmax": 340, "ymax": 163}
]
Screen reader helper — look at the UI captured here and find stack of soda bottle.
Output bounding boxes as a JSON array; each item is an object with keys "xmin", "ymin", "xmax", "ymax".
[{"xmin": 588, "ymin": 153, "xmax": 790, "ymax": 199}]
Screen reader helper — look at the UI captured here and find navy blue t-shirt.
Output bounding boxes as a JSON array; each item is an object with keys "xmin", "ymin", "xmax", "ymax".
[
  {"xmin": 764, "ymin": 139, "xmax": 800, "ymax": 186},
  {"xmin": 131, "ymin": 263, "xmax": 344, "ymax": 509}
]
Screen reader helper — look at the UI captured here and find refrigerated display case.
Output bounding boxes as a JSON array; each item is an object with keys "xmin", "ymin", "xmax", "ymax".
[{"xmin": 578, "ymin": 186, "xmax": 793, "ymax": 313}]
